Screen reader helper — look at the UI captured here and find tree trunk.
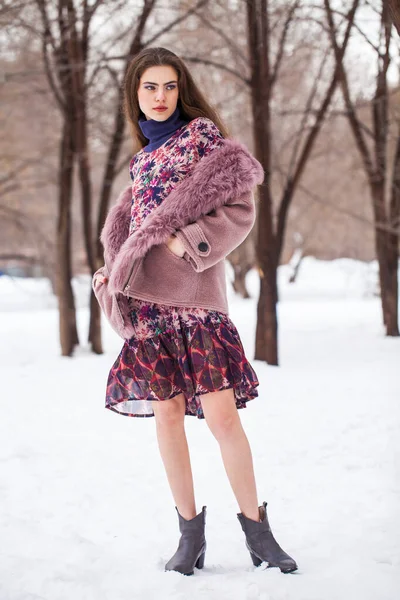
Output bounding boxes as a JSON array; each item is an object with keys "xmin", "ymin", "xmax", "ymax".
[
  {"xmin": 246, "ymin": 0, "xmax": 279, "ymax": 365},
  {"xmin": 383, "ymin": 246, "xmax": 399, "ymax": 336},
  {"xmin": 255, "ymin": 262, "xmax": 279, "ymax": 365},
  {"xmin": 75, "ymin": 101, "xmax": 103, "ymax": 352},
  {"xmin": 231, "ymin": 263, "xmax": 252, "ymax": 298},
  {"xmin": 248, "ymin": 0, "xmax": 357, "ymax": 364},
  {"xmin": 387, "ymin": 131, "xmax": 400, "ymax": 336},
  {"xmin": 92, "ymin": 38, "xmax": 150, "ymax": 353},
  {"xmin": 372, "ymin": 189, "xmax": 399, "ymax": 336},
  {"xmin": 229, "ymin": 236, "xmax": 255, "ymax": 299},
  {"xmin": 88, "ymin": 291, "xmax": 103, "ymax": 352},
  {"xmin": 375, "ymin": 234, "xmax": 398, "ymax": 335},
  {"xmin": 56, "ymin": 123, "xmax": 79, "ymax": 356},
  {"xmin": 388, "ymin": 0, "xmax": 400, "ymax": 36},
  {"xmin": 65, "ymin": 3, "xmax": 101, "ymax": 352}
]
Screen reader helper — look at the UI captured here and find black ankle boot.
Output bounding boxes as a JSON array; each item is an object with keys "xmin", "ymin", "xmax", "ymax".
[
  {"xmin": 165, "ymin": 506, "xmax": 206, "ymax": 575},
  {"xmin": 237, "ymin": 501, "xmax": 298, "ymax": 573}
]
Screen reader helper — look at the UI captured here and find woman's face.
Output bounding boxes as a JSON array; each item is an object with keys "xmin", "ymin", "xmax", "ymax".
[{"xmin": 138, "ymin": 65, "xmax": 179, "ymax": 121}]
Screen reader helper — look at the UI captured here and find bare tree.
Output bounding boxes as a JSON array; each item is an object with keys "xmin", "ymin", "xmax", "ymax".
[
  {"xmin": 325, "ymin": 0, "xmax": 399, "ymax": 336},
  {"xmin": 172, "ymin": 0, "xmax": 360, "ymax": 364},
  {"xmin": 246, "ymin": 0, "xmax": 359, "ymax": 364},
  {"xmin": 35, "ymin": 0, "xmax": 105, "ymax": 355},
  {"xmin": 30, "ymin": 0, "xmax": 209, "ymax": 356}
]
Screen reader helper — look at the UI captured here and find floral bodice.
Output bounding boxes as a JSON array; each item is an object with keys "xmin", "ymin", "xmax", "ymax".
[{"xmin": 128, "ymin": 117, "xmax": 224, "ymax": 235}]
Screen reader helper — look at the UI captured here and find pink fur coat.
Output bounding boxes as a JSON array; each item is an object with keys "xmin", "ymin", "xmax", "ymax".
[{"xmin": 93, "ymin": 138, "xmax": 264, "ymax": 339}]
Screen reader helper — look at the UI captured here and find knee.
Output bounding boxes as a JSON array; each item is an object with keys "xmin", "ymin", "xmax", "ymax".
[
  {"xmin": 206, "ymin": 411, "xmax": 240, "ymax": 442},
  {"xmin": 153, "ymin": 394, "xmax": 185, "ymax": 428}
]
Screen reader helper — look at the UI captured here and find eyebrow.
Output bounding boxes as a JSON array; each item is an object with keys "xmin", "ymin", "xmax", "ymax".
[{"xmin": 142, "ymin": 80, "xmax": 178, "ymax": 85}]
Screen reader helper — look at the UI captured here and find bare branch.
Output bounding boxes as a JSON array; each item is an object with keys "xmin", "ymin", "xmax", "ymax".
[
  {"xmin": 0, "ymin": 183, "xmax": 20, "ymax": 199},
  {"xmin": 303, "ymin": 3, "xmax": 382, "ymax": 52},
  {"xmin": 270, "ymin": 0, "xmax": 299, "ymax": 89},
  {"xmin": 144, "ymin": 0, "xmax": 209, "ymax": 47},
  {"xmin": 324, "ymin": 0, "xmax": 375, "ymax": 181},
  {"xmin": 332, "ymin": 8, "xmax": 381, "ymax": 53},
  {"xmin": 193, "ymin": 9, "xmax": 249, "ymax": 68},
  {"xmin": 182, "ymin": 56, "xmax": 250, "ymax": 85},
  {"xmin": 390, "ymin": 131, "xmax": 400, "ymax": 227},
  {"xmin": 86, "ymin": 0, "xmax": 104, "ymax": 19},
  {"xmin": 287, "ymin": 47, "xmax": 329, "ymax": 179},
  {"xmin": 35, "ymin": 0, "xmax": 66, "ymax": 112},
  {"xmin": 115, "ymin": 153, "xmax": 133, "ymax": 177},
  {"xmin": 275, "ymin": 0, "xmax": 360, "ymax": 261},
  {"xmin": 274, "ymin": 164, "xmax": 400, "ymax": 237},
  {"xmin": 372, "ymin": 2, "xmax": 391, "ymax": 193}
]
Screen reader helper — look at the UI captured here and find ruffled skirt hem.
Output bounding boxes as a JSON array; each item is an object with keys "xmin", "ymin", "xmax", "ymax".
[
  {"xmin": 105, "ymin": 309, "xmax": 259, "ymax": 419},
  {"xmin": 106, "ymin": 379, "xmax": 259, "ymax": 419}
]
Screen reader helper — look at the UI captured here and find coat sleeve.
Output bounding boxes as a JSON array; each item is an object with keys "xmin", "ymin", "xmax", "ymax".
[{"xmin": 174, "ymin": 190, "xmax": 256, "ymax": 273}]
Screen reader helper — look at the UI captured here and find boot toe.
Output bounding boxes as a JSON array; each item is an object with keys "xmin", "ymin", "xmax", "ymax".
[
  {"xmin": 165, "ymin": 559, "xmax": 194, "ymax": 576},
  {"xmin": 275, "ymin": 558, "xmax": 298, "ymax": 573}
]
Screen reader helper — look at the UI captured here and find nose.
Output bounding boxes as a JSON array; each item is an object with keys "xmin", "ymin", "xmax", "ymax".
[{"xmin": 155, "ymin": 87, "xmax": 166, "ymax": 103}]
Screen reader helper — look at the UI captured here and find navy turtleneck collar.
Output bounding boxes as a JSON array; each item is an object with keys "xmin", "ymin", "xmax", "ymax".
[{"xmin": 139, "ymin": 106, "xmax": 189, "ymax": 153}]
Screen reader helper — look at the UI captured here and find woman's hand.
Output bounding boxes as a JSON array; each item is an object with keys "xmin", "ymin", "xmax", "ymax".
[
  {"xmin": 93, "ymin": 271, "xmax": 108, "ymax": 284},
  {"xmin": 166, "ymin": 234, "xmax": 185, "ymax": 257}
]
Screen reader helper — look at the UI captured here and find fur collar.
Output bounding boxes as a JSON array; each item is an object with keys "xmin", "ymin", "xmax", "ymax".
[{"xmin": 102, "ymin": 138, "xmax": 264, "ymax": 293}]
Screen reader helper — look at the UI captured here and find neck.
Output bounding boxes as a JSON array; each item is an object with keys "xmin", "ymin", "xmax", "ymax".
[{"xmin": 139, "ymin": 106, "xmax": 189, "ymax": 152}]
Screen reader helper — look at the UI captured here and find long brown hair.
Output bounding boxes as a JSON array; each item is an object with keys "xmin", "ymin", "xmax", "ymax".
[{"xmin": 123, "ymin": 47, "xmax": 229, "ymax": 153}]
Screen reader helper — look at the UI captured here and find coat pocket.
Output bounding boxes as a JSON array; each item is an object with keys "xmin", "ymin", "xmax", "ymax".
[{"xmin": 123, "ymin": 243, "xmax": 198, "ymax": 305}]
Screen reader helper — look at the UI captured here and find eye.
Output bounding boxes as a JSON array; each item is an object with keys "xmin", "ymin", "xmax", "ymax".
[{"xmin": 143, "ymin": 84, "xmax": 177, "ymax": 91}]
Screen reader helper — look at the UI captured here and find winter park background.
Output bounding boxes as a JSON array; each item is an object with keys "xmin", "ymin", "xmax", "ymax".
[
  {"xmin": 2, "ymin": 1, "xmax": 400, "ymax": 599},
  {"xmin": 0, "ymin": 259, "xmax": 399, "ymax": 600}
]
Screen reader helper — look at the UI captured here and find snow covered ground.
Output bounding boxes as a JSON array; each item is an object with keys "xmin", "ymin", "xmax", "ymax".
[{"xmin": 0, "ymin": 258, "xmax": 399, "ymax": 600}]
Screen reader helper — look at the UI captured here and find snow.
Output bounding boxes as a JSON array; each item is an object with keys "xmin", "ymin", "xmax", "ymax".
[{"xmin": 0, "ymin": 258, "xmax": 399, "ymax": 600}]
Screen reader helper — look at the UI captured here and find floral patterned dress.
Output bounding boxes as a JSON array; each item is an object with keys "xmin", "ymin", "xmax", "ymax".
[{"xmin": 105, "ymin": 117, "xmax": 259, "ymax": 418}]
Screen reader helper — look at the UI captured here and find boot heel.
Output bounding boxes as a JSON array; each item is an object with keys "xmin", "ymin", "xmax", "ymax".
[
  {"xmin": 250, "ymin": 551, "xmax": 262, "ymax": 567},
  {"xmin": 195, "ymin": 552, "xmax": 205, "ymax": 569}
]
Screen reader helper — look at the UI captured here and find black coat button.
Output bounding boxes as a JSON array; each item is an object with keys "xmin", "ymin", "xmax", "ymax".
[{"xmin": 198, "ymin": 242, "xmax": 209, "ymax": 253}]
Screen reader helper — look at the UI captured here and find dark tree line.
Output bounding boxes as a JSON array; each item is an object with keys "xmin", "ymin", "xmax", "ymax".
[{"xmin": 2, "ymin": 0, "xmax": 398, "ymax": 363}]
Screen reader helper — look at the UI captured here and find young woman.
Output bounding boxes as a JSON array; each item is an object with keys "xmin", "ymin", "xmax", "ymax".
[{"xmin": 93, "ymin": 47, "xmax": 297, "ymax": 576}]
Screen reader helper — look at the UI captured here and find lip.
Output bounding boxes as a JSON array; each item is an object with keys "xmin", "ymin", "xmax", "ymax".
[{"xmin": 154, "ymin": 107, "xmax": 168, "ymax": 111}]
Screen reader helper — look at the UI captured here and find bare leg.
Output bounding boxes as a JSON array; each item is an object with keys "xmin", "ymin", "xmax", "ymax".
[
  {"xmin": 152, "ymin": 393, "xmax": 197, "ymax": 520},
  {"xmin": 200, "ymin": 388, "xmax": 260, "ymax": 522}
]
